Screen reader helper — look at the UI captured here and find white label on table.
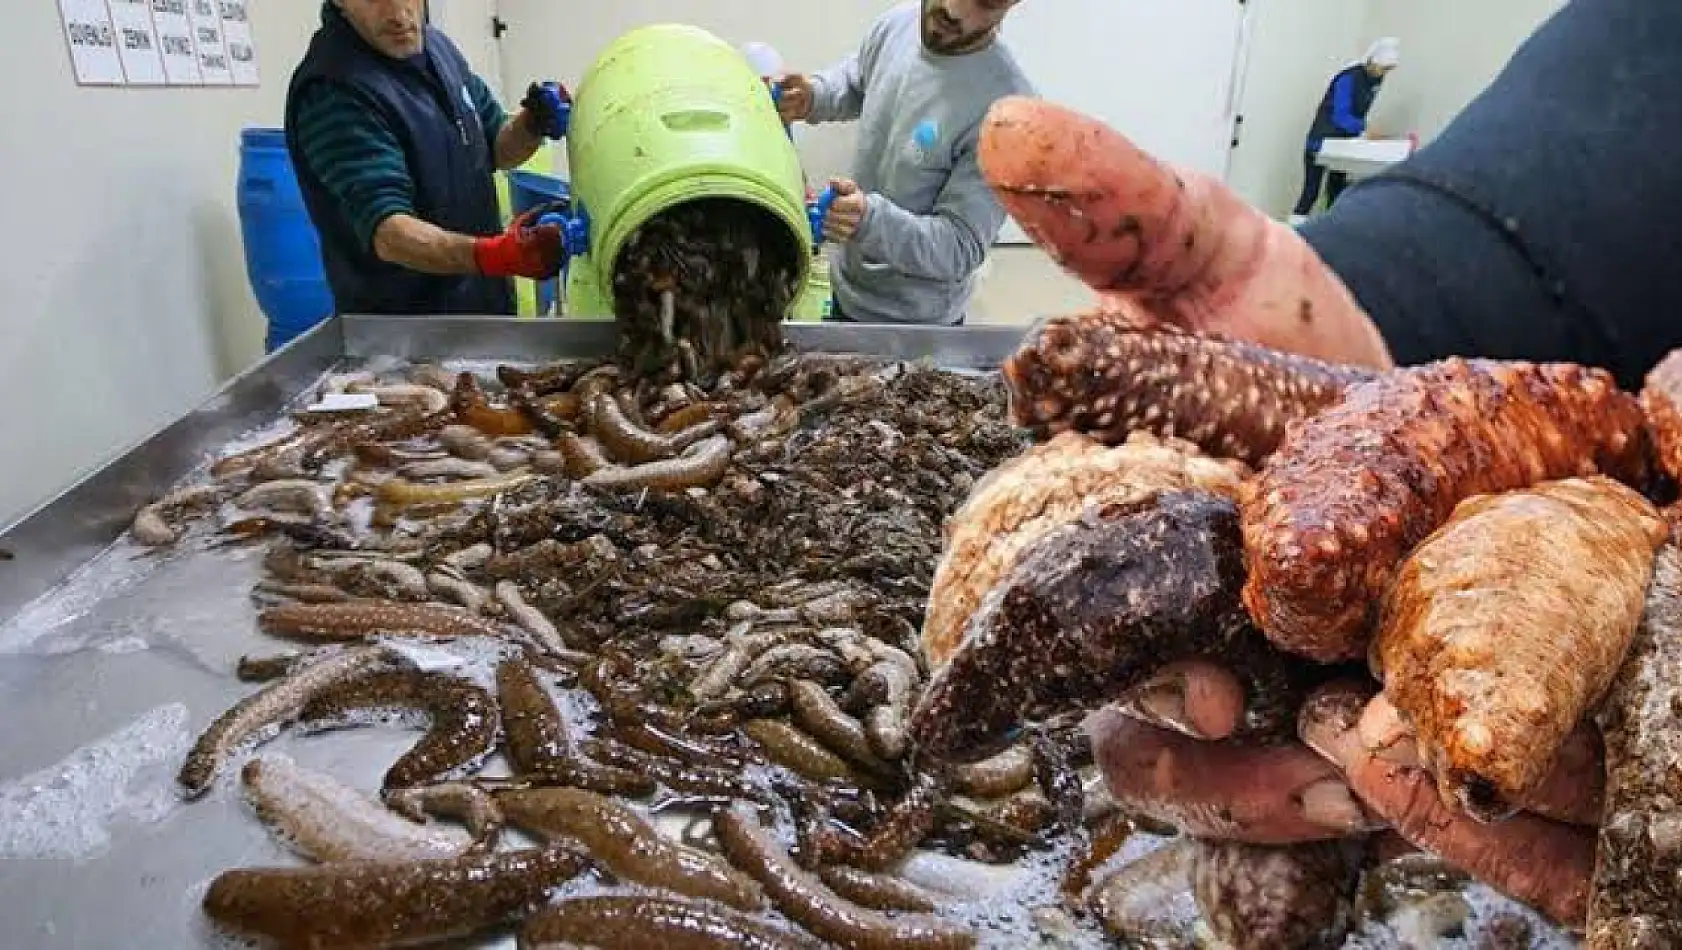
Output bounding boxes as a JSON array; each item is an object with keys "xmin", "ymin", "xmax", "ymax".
[
  {"xmin": 106, "ymin": 0, "xmax": 165, "ymax": 85},
  {"xmin": 305, "ymin": 393, "xmax": 380, "ymax": 413},
  {"xmin": 149, "ymin": 0, "xmax": 201, "ymax": 84},
  {"xmin": 187, "ymin": 0, "xmax": 231, "ymax": 85},
  {"xmin": 218, "ymin": 0, "xmax": 258, "ymax": 86},
  {"xmin": 58, "ymin": 0, "xmax": 125, "ymax": 86}
]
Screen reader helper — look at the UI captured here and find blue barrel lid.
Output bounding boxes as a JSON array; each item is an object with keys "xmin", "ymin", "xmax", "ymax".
[{"xmin": 242, "ymin": 127, "xmax": 287, "ymax": 149}]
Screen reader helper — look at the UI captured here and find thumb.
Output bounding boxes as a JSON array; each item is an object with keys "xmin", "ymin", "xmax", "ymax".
[
  {"xmin": 978, "ymin": 96, "xmax": 1390, "ymax": 368},
  {"xmin": 830, "ymin": 178, "xmax": 858, "ymax": 195}
]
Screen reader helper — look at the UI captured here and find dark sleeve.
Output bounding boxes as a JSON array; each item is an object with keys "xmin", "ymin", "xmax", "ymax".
[
  {"xmin": 1329, "ymin": 73, "xmax": 1365, "ymax": 135},
  {"xmin": 291, "ymin": 82, "xmax": 416, "ymax": 251},
  {"xmin": 468, "ymin": 72, "xmax": 508, "ymax": 145},
  {"xmin": 1299, "ymin": 0, "xmax": 1682, "ymax": 392}
]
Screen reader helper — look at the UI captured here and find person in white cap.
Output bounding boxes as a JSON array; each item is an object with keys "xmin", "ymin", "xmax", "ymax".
[{"xmin": 1290, "ymin": 37, "xmax": 1401, "ymax": 223}]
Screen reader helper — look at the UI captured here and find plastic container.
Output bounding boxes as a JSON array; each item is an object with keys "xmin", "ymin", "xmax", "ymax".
[
  {"xmin": 506, "ymin": 169, "xmax": 572, "ymax": 315},
  {"xmin": 236, "ymin": 128, "xmax": 335, "ymax": 352},
  {"xmin": 561, "ymin": 23, "xmax": 813, "ymax": 317}
]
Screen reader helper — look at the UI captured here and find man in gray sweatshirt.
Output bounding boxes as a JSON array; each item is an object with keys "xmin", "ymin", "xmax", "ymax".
[{"xmin": 775, "ymin": 0, "xmax": 1034, "ymax": 326}]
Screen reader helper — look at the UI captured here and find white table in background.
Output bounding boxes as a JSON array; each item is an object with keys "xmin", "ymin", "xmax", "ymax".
[{"xmin": 1317, "ymin": 137, "xmax": 1415, "ymax": 179}]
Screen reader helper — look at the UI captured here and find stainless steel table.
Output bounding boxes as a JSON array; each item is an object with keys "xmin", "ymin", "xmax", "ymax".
[{"xmin": 0, "ymin": 315, "xmax": 1032, "ymax": 949}]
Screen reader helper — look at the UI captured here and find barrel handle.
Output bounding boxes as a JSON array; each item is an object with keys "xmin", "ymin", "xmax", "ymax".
[
  {"xmin": 808, "ymin": 185, "xmax": 837, "ymax": 246},
  {"xmin": 536, "ymin": 202, "xmax": 590, "ymax": 259},
  {"xmin": 660, "ymin": 109, "xmax": 731, "ymax": 133},
  {"xmin": 768, "ymin": 81, "xmax": 794, "ymax": 141}
]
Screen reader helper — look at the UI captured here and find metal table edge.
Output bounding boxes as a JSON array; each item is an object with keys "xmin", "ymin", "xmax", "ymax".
[{"xmin": 0, "ymin": 318, "xmax": 348, "ymax": 611}]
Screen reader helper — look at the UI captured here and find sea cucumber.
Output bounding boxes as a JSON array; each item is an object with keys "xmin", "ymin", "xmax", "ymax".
[
  {"xmin": 240, "ymin": 755, "xmax": 474, "ymax": 862},
  {"xmin": 201, "ymin": 844, "xmax": 590, "ymax": 948},
  {"xmin": 911, "ymin": 490, "xmax": 1307, "ymax": 764},
  {"xmin": 496, "ymin": 786, "xmax": 765, "ymax": 911},
  {"xmin": 299, "ymin": 668, "xmax": 500, "ymax": 791},
  {"xmin": 1003, "ymin": 318, "xmax": 1372, "ymax": 465},
  {"xmin": 713, "ymin": 801, "xmax": 977, "ymax": 950},
  {"xmin": 582, "ymin": 434, "xmax": 736, "ymax": 493},
  {"xmin": 1242, "ymin": 357, "xmax": 1649, "ymax": 663},
  {"xmin": 178, "ymin": 645, "xmax": 398, "ymax": 797},
  {"xmin": 258, "ymin": 599, "xmax": 513, "ymax": 642},
  {"xmin": 519, "ymin": 895, "xmax": 824, "ymax": 950}
]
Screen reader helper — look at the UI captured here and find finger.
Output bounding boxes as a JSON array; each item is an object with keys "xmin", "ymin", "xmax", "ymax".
[
  {"xmin": 977, "ymin": 95, "xmax": 1392, "ymax": 369},
  {"xmin": 1299, "ymin": 682, "xmax": 1592, "ymax": 930},
  {"xmin": 1118, "ymin": 660, "xmax": 1246, "ymax": 741},
  {"xmin": 1087, "ymin": 705, "xmax": 1376, "ymax": 844}
]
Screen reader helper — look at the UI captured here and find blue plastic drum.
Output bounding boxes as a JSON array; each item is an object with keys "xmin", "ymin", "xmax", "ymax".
[{"xmin": 237, "ymin": 128, "xmax": 335, "ymax": 352}]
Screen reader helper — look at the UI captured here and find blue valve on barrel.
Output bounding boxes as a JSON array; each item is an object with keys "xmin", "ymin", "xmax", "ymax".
[
  {"xmin": 808, "ymin": 185, "xmax": 837, "ymax": 246},
  {"xmin": 768, "ymin": 82, "xmax": 794, "ymax": 141},
  {"xmin": 535, "ymin": 202, "xmax": 591, "ymax": 261}
]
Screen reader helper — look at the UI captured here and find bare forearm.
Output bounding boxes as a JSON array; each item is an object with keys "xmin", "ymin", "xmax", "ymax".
[
  {"xmin": 496, "ymin": 111, "xmax": 544, "ymax": 170},
  {"xmin": 373, "ymin": 213, "xmax": 481, "ymax": 275}
]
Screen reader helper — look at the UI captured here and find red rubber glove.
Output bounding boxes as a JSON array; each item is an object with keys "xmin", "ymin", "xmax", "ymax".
[{"xmin": 473, "ymin": 210, "xmax": 564, "ymax": 280}]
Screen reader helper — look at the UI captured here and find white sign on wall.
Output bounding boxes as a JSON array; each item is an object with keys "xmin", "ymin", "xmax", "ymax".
[
  {"xmin": 58, "ymin": 0, "xmax": 125, "ymax": 85},
  {"xmin": 219, "ymin": 0, "xmax": 259, "ymax": 86},
  {"xmin": 58, "ymin": 0, "xmax": 260, "ymax": 86},
  {"xmin": 107, "ymin": 0, "xmax": 166, "ymax": 84},
  {"xmin": 187, "ymin": 0, "xmax": 232, "ymax": 84},
  {"xmin": 151, "ymin": 0, "xmax": 204, "ymax": 85}
]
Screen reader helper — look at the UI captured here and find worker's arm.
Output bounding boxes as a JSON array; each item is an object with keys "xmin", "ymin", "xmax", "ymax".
[
  {"xmin": 466, "ymin": 72, "xmax": 534, "ymax": 170},
  {"xmin": 471, "ymin": 74, "xmax": 571, "ymax": 171},
  {"xmin": 1329, "ymin": 72, "xmax": 1366, "ymax": 136},
  {"xmin": 847, "ymin": 145, "xmax": 999, "ymax": 283},
  {"xmin": 292, "ymin": 82, "xmax": 428, "ymax": 260},
  {"xmin": 372, "ymin": 215, "xmax": 480, "ymax": 274},
  {"xmin": 806, "ymin": 52, "xmax": 865, "ymax": 124},
  {"xmin": 293, "ymin": 82, "xmax": 562, "ymax": 280},
  {"xmin": 495, "ymin": 118, "xmax": 543, "ymax": 171}
]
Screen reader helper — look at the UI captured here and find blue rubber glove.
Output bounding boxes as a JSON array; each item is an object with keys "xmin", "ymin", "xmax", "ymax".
[{"xmin": 520, "ymin": 81, "xmax": 572, "ymax": 140}]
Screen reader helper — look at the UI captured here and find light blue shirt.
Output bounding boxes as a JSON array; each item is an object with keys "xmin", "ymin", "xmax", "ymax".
[{"xmin": 808, "ymin": 2, "xmax": 1035, "ymax": 325}]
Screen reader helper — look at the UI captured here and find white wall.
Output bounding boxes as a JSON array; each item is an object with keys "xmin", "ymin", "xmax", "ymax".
[
  {"xmin": 1225, "ymin": 0, "xmax": 1373, "ymax": 218},
  {"xmin": 1362, "ymin": 0, "xmax": 1565, "ymax": 145},
  {"xmin": 0, "ymin": 3, "xmax": 319, "ymax": 528},
  {"xmin": 429, "ymin": 0, "xmax": 502, "ymax": 96}
]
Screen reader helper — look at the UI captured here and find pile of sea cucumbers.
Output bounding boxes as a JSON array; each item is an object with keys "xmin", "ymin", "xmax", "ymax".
[{"xmin": 131, "ymin": 344, "xmax": 1589, "ymax": 948}]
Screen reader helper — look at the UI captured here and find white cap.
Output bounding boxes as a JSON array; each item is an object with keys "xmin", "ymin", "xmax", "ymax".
[
  {"xmin": 741, "ymin": 42, "xmax": 783, "ymax": 76},
  {"xmin": 1366, "ymin": 36, "xmax": 1401, "ymax": 68}
]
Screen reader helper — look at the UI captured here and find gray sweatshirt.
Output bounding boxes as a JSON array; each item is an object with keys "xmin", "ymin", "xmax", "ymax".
[{"xmin": 807, "ymin": 2, "xmax": 1034, "ymax": 326}]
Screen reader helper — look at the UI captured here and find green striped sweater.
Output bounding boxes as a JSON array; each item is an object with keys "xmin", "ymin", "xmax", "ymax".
[{"xmin": 291, "ymin": 69, "xmax": 508, "ymax": 250}]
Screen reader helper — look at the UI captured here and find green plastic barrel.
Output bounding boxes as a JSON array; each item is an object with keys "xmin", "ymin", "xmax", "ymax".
[{"xmin": 563, "ymin": 23, "xmax": 814, "ymax": 318}]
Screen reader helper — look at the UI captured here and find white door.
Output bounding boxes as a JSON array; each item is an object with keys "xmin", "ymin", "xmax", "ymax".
[
  {"xmin": 996, "ymin": 0, "xmax": 1250, "ymax": 244},
  {"xmin": 430, "ymin": 0, "xmax": 503, "ymax": 96}
]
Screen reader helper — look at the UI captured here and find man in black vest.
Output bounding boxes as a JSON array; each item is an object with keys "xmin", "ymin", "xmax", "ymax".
[
  {"xmin": 1290, "ymin": 37, "xmax": 1400, "ymax": 223},
  {"xmin": 285, "ymin": 0, "xmax": 572, "ymax": 316}
]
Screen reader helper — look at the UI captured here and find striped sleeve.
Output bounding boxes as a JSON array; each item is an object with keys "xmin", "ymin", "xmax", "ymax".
[
  {"xmin": 291, "ymin": 81, "xmax": 416, "ymax": 250},
  {"xmin": 468, "ymin": 72, "xmax": 509, "ymax": 145}
]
